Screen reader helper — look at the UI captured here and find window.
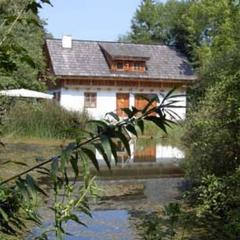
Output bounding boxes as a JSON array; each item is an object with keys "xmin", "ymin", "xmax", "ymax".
[
  {"xmin": 133, "ymin": 62, "xmax": 141, "ymax": 71},
  {"xmin": 113, "ymin": 61, "xmax": 146, "ymax": 72},
  {"xmin": 116, "ymin": 62, "xmax": 124, "ymax": 70},
  {"xmin": 84, "ymin": 92, "xmax": 96, "ymax": 108}
]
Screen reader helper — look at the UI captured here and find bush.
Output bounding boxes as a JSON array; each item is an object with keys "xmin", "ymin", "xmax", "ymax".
[
  {"xmin": 3, "ymin": 100, "xmax": 89, "ymax": 139},
  {"xmin": 186, "ymin": 170, "xmax": 240, "ymax": 239},
  {"xmin": 183, "ymin": 73, "xmax": 240, "ymax": 179}
]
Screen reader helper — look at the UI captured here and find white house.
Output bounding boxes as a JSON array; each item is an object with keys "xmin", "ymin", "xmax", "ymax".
[
  {"xmin": 45, "ymin": 36, "xmax": 196, "ymax": 119},
  {"xmin": 45, "ymin": 36, "xmax": 196, "ymax": 163}
]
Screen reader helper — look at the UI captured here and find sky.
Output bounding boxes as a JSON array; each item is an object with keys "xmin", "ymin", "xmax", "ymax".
[{"xmin": 39, "ymin": 0, "xmax": 142, "ymax": 41}]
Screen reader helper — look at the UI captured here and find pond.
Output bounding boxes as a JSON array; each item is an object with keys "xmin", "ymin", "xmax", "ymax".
[
  {"xmin": 29, "ymin": 134, "xmax": 186, "ymax": 239},
  {"xmin": 28, "ymin": 177, "xmax": 186, "ymax": 239},
  {"xmin": 29, "ymin": 210, "xmax": 135, "ymax": 240}
]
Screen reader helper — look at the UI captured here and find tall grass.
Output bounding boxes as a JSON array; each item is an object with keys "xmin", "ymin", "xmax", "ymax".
[{"xmin": 3, "ymin": 100, "xmax": 89, "ymax": 139}]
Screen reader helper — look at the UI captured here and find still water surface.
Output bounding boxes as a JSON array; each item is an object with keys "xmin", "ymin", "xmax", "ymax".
[{"xmin": 29, "ymin": 140, "xmax": 185, "ymax": 239}]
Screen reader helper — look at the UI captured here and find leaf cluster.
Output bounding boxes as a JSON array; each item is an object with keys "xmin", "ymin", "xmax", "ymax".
[
  {"xmin": 0, "ymin": 0, "xmax": 52, "ymax": 90},
  {"xmin": 0, "ymin": 89, "xmax": 181, "ymax": 238}
]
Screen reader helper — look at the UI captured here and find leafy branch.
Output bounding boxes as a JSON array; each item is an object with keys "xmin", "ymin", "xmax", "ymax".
[{"xmin": 0, "ymin": 90, "xmax": 182, "ymax": 238}]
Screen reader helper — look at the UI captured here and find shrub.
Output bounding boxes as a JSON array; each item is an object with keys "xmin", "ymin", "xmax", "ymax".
[
  {"xmin": 3, "ymin": 100, "xmax": 89, "ymax": 139},
  {"xmin": 183, "ymin": 73, "xmax": 240, "ymax": 179},
  {"xmin": 186, "ymin": 170, "xmax": 240, "ymax": 239}
]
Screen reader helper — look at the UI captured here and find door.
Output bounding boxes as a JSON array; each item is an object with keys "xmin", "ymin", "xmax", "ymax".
[
  {"xmin": 116, "ymin": 93, "xmax": 129, "ymax": 117},
  {"xmin": 134, "ymin": 94, "xmax": 157, "ymax": 116},
  {"xmin": 134, "ymin": 144, "xmax": 156, "ymax": 162}
]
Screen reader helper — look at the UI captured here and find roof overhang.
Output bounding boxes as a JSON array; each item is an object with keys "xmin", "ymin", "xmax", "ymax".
[{"xmin": 56, "ymin": 74, "xmax": 197, "ymax": 84}]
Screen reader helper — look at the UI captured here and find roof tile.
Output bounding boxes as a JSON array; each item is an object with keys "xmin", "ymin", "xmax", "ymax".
[{"xmin": 46, "ymin": 39, "xmax": 196, "ymax": 81}]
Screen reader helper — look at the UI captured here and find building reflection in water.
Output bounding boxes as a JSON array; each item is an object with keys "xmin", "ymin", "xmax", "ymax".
[{"xmin": 96, "ymin": 138, "xmax": 184, "ymax": 167}]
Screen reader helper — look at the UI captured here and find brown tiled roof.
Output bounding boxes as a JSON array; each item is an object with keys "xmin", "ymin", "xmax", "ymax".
[{"xmin": 46, "ymin": 39, "xmax": 196, "ymax": 81}]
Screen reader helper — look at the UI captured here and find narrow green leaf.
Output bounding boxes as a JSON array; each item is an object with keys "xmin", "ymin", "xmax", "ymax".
[
  {"xmin": 93, "ymin": 143, "xmax": 111, "ymax": 169},
  {"xmin": 161, "ymin": 87, "xmax": 177, "ymax": 104},
  {"xmin": 50, "ymin": 157, "xmax": 59, "ymax": 179},
  {"xmin": 81, "ymin": 147, "xmax": 100, "ymax": 171},
  {"xmin": 105, "ymin": 111, "xmax": 120, "ymax": 121},
  {"xmin": 121, "ymin": 108, "xmax": 133, "ymax": 118},
  {"xmin": 108, "ymin": 138, "xmax": 118, "ymax": 164},
  {"xmin": 70, "ymin": 153, "xmax": 79, "ymax": 178},
  {"xmin": 131, "ymin": 106, "xmax": 140, "ymax": 115},
  {"xmin": 126, "ymin": 124, "xmax": 138, "ymax": 137},
  {"xmin": 161, "ymin": 100, "xmax": 181, "ymax": 108},
  {"xmin": 38, "ymin": 166, "xmax": 50, "ymax": 173},
  {"xmin": 36, "ymin": 170, "xmax": 49, "ymax": 175},
  {"xmin": 165, "ymin": 108, "xmax": 183, "ymax": 121},
  {"xmin": 145, "ymin": 116, "xmax": 167, "ymax": 133},
  {"xmin": 1, "ymin": 160, "xmax": 11, "ymax": 165},
  {"xmin": 137, "ymin": 119, "xmax": 144, "ymax": 134},
  {"xmin": 0, "ymin": 208, "xmax": 8, "ymax": 222},
  {"xmin": 167, "ymin": 94, "xmax": 186, "ymax": 99},
  {"xmin": 11, "ymin": 161, "xmax": 28, "ymax": 166},
  {"xmin": 26, "ymin": 174, "xmax": 48, "ymax": 196},
  {"xmin": 78, "ymin": 204, "xmax": 92, "ymax": 218},
  {"xmin": 115, "ymin": 130, "xmax": 131, "ymax": 156},
  {"xmin": 64, "ymin": 169, "xmax": 69, "ymax": 185},
  {"xmin": 65, "ymin": 214, "xmax": 87, "ymax": 227},
  {"xmin": 142, "ymin": 95, "xmax": 159, "ymax": 114}
]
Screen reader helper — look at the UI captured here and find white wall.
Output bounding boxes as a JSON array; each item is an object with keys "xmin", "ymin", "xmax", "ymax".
[
  {"xmin": 60, "ymin": 88, "xmax": 116, "ymax": 119},
  {"xmin": 96, "ymin": 142, "xmax": 184, "ymax": 165},
  {"xmin": 156, "ymin": 144, "xmax": 184, "ymax": 163},
  {"xmin": 58, "ymin": 87, "xmax": 187, "ymax": 120},
  {"xmin": 89, "ymin": 91, "xmax": 116, "ymax": 119},
  {"xmin": 60, "ymin": 88, "xmax": 84, "ymax": 112}
]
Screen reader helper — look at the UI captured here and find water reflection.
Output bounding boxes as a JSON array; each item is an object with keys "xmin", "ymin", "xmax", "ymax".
[
  {"xmin": 29, "ymin": 210, "xmax": 136, "ymax": 240},
  {"xmin": 97, "ymin": 137, "xmax": 184, "ymax": 166}
]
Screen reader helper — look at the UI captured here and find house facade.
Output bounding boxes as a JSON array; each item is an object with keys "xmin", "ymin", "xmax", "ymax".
[{"xmin": 45, "ymin": 36, "xmax": 196, "ymax": 120}]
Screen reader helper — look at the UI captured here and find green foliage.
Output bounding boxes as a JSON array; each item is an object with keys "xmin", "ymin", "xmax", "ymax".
[
  {"xmin": 140, "ymin": 203, "xmax": 184, "ymax": 240},
  {"xmin": 186, "ymin": 169, "xmax": 240, "ymax": 239},
  {"xmin": 183, "ymin": 73, "xmax": 240, "ymax": 178},
  {"xmin": 180, "ymin": 1, "xmax": 240, "ymax": 239},
  {"xmin": 122, "ymin": 0, "xmax": 191, "ymax": 56},
  {"xmin": 0, "ymin": 90, "xmax": 180, "ymax": 238},
  {"xmin": 186, "ymin": 0, "xmax": 240, "ymax": 96},
  {"xmin": 3, "ymin": 100, "xmax": 89, "ymax": 139},
  {"xmin": 182, "ymin": 0, "xmax": 240, "ymax": 179},
  {"xmin": 122, "ymin": 1, "xmax": 240, "ymax": 239},
  {"xmin": 0, "ymin": 0, "xmax": 50, "ymax": 90},
  {"xmin": 0, "ymin": 175, "xmax": 42, "ymax": 236}
]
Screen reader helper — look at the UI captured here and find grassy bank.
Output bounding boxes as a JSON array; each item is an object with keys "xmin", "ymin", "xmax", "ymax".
[
  {"xmin": 2, "ymin": 100, "xmax": 89, "ymax": 139},
  {"xmin": 0, "ymin": 137, "xmax": 64, "ymax": 180}
]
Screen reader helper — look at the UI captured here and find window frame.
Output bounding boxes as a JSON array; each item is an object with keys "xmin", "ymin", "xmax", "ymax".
[
  {"xmin": 133, "ymin": 62, "xmax": 141, "ymax": 71},
  {"xmin": 84, "ymin": 92, "xmax": 97, "ymax": 108},
  {"xmin": 116, "ymin": 62, "xmax": 124, "ymax": 70}
]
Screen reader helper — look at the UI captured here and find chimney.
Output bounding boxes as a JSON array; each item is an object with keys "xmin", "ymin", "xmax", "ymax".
[{"xmin": 62, "ymin": 35, "xmax": 72, "ymax": 48}]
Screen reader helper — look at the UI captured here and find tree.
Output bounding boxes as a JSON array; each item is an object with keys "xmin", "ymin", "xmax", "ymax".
[
  {"xmin": 183, "ymin": 0, "xmax": 240, "ymax": 178},
  {"xmin": 129, "ymin": 0, "xmax": 161, "ymax": 43},
  {"xmin": 0, "ymin": 0, "xmax": 47, "ymax": 90},
  {"xmin": 185, "ymin": 0, "xmax": 240, "ymax": 95},
  {"xmin": 123, "ymin": 0, "xmax": 191, "ymax": 56},
  {"xmin": 184, "ymin": 73, "xmax": 240, "ymax": 178}
]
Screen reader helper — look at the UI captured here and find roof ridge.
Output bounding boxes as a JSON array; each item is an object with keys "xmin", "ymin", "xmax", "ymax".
[{"xmin": 45, "ymin": 37, "xmax": 172, "ymax": 47}]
